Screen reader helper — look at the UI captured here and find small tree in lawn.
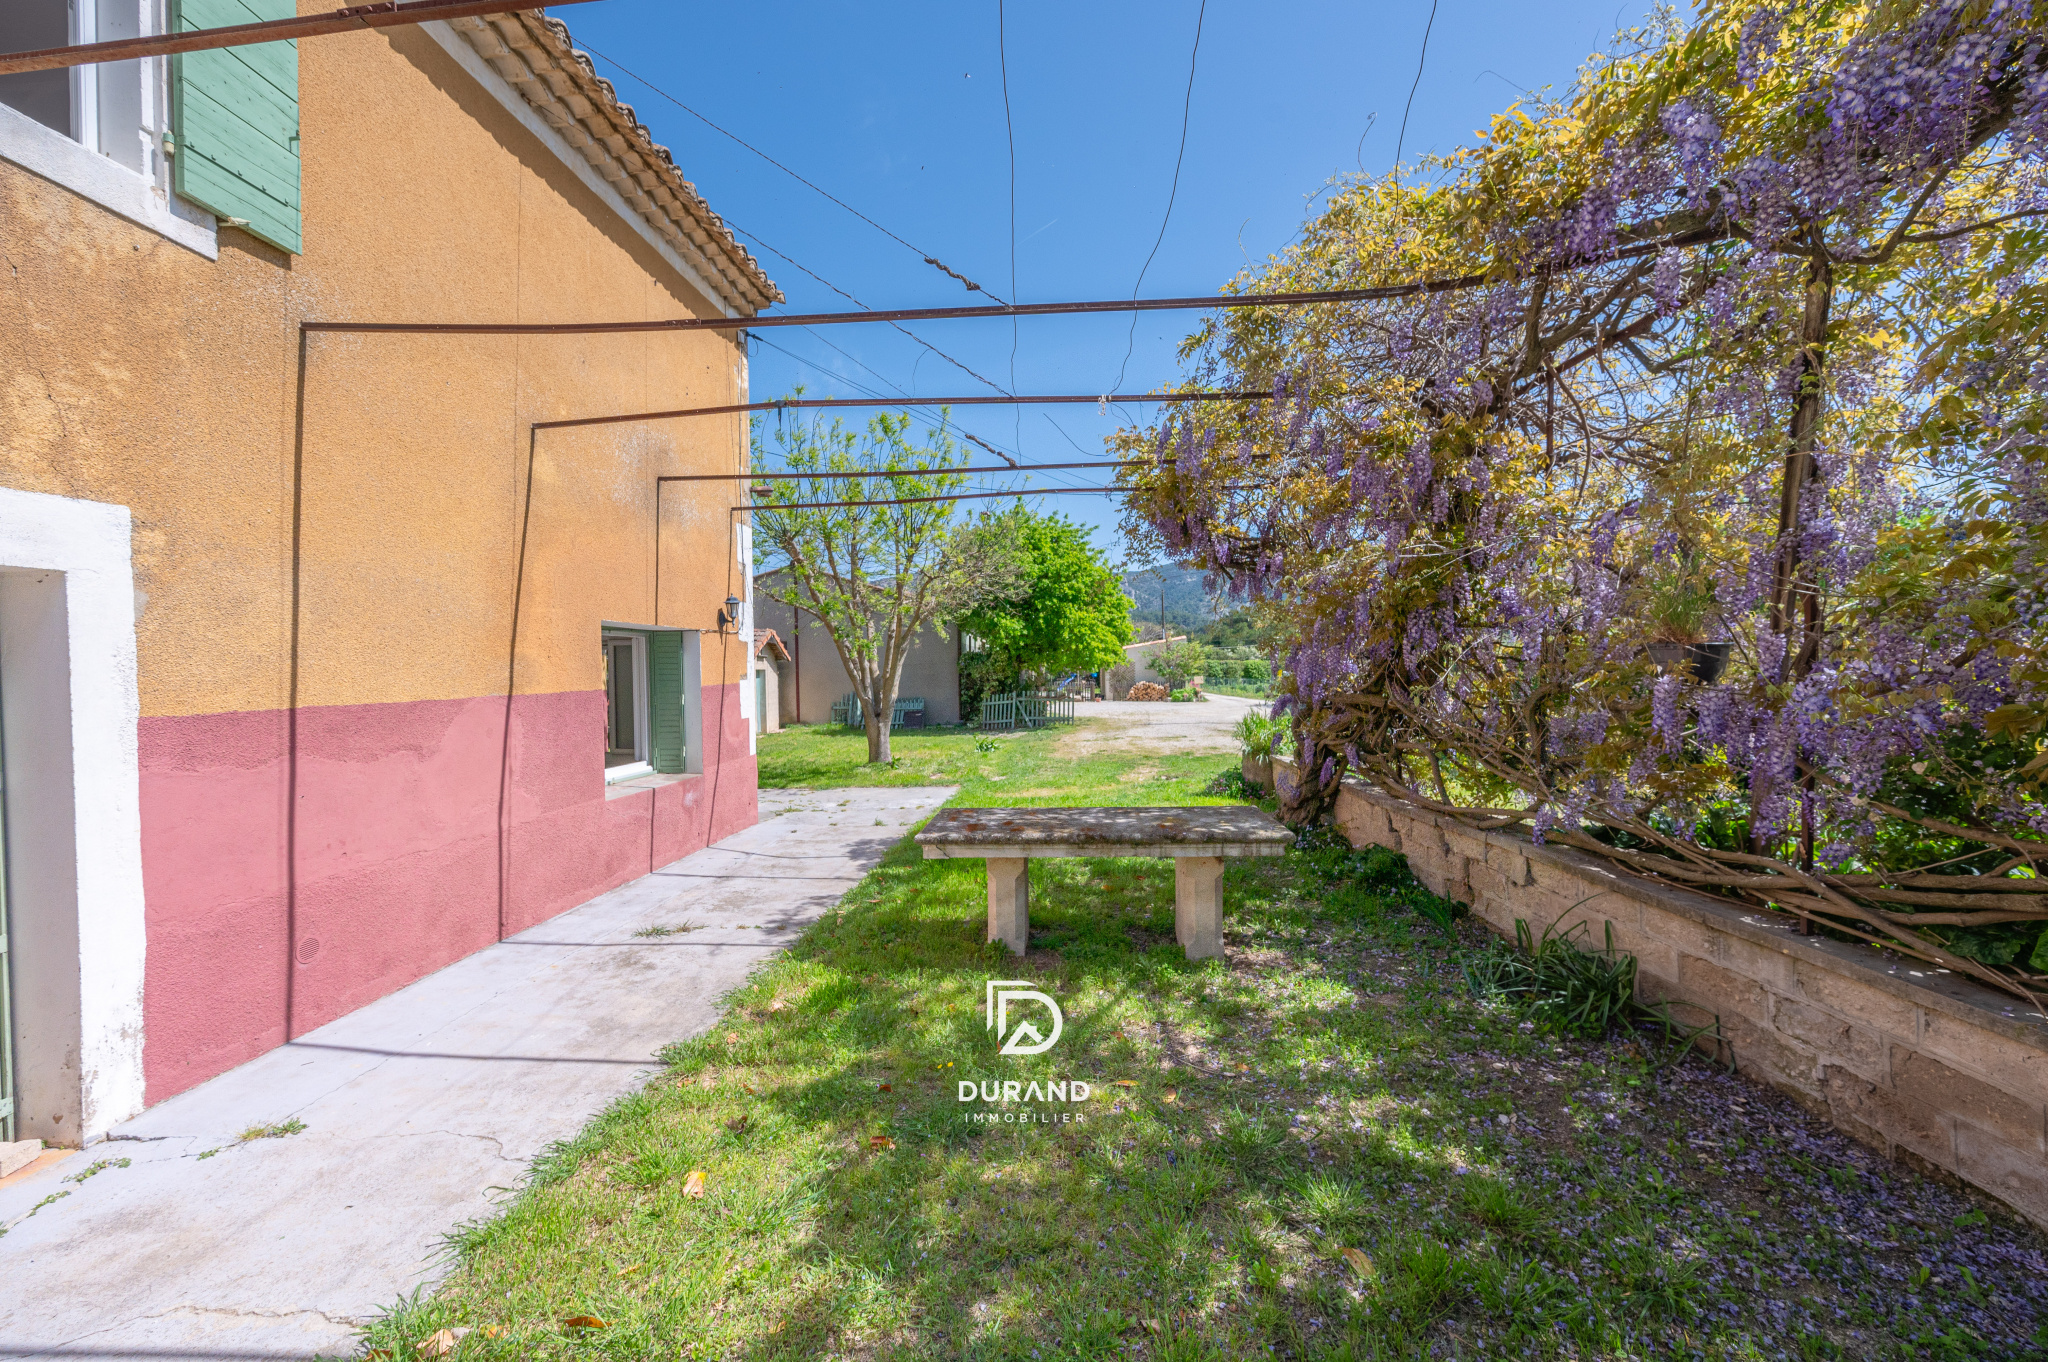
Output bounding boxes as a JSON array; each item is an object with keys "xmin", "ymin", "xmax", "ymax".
[
  {"xmin": 753, "ymin": 406, "xmax": 1023, "ymax": 764},
  {"xmin": 1151, "ymin": 639, "xmax": 1209, "ymax": 692}
]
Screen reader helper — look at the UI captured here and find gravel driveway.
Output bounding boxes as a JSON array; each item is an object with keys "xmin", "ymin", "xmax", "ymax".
[{"xmin": 1056, "ymin": 691, "xmax": 1269, "ymax": 757}]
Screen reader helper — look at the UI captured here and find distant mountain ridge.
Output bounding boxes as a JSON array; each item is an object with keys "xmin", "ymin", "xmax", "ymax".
[{"xmin": 1120, "ymin": 565, "xmax": 1222, "ymax": 635}]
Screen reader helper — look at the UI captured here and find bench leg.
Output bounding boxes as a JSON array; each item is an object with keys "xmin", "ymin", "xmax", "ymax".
[
  {"xmin": 1174, "ymin": 856, "xmax": 1225, "ymax": 960},
  {"xmin": 986, "ymin": 857, "xmax": 1029, "ymax": 955}
]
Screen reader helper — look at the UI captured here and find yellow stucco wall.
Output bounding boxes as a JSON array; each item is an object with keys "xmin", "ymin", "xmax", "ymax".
[{"xmin": 0, "ymin": 23, "xmax": 754, "ymax": 719}]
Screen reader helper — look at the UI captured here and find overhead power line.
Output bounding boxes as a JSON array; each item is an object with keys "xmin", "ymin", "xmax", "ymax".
[
  {"xmin": 960, "ymin": 431, "xmax": 1022, "ymax": 466},
  {"xmin": 582, "ymin": 43, "xmax": 1004, "ymax": 305},
  {"xmin": 997, "ymin": 0, "xmax": 1025, "ymax": 458},
  {"xmin": 725, "ymin": 219, "xmax": 1012, "ymax": 395},
  {"xmin": 747, "ymin": 331, "xmax": 1020, "ymax": 462},
  {"xmin": 741, "ymin": 272, "xmax": 1026, "ymax": 464},
  {"xmin": 1114, "ymin": 0, "xmax": 1208, "ymax": 391},
  {"xmin": 1394, "ymin": 0, "xmax": 1441, "ymax": 170},
  {"xmin": 0, "ymin": 0, "xmax": 599, "ymax": 75}
]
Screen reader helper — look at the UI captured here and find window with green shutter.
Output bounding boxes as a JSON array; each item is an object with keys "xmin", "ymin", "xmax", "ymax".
[
  {"xmin": 171, "ymin": 0, "xmax": 301, "ymax": 254},
  {"xmin": 648, "ymin": 633, "xmax": 687, "ymax": 774}
]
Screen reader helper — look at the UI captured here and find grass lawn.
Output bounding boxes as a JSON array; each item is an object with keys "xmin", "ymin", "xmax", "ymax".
[
  {"xmin": 753, "ymin": 722, "xmax": 1237, "ymax": 801},
  {"xmin": 364, "ymin": 726, "xmax": 2048, "ymax": 1361}
]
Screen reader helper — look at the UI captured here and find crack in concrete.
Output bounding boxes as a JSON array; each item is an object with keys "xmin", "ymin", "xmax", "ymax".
[
  {"xmin": 393, "ymin": 1129, "xmax": 524, "ymax": 1164},
  {"xmin": 23, "ymin": 1303, "xmax": 364, "ymax": 1359},
  {"xmin": 143, "ymin": 1305, "xmax": 364, "ymax": 1327}
]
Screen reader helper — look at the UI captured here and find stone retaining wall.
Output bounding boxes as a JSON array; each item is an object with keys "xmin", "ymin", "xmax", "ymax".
[{"xmin": 1260, "ymin": 755, "xmax": 2048, "ymax": 1227}]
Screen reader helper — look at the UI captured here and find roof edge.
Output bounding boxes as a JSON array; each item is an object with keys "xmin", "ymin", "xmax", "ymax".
[{"xmin": 447, "ymin": 9, "xmax": 782, "ymax": 315}]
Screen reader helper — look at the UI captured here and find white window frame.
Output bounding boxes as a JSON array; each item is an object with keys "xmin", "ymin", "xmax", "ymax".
[
  {"xmin": 602, "ymin": 631, "xmax": 652, "ymax": 783},
  {"xmin": 0, "ymin": 0, "xmax": 218, "ymax": 257}
]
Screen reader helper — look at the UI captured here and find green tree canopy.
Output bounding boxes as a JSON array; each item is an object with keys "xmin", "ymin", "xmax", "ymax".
[
  {"xmin": 959, "ymin": 507, "xmax": 1134, "ymax": 682},
  {"xmin": 1195, "ymin": 608, "xmax": 1266, "ymax": 649},
  {"xmin": 1150, "ymin": 638, "xmax": 1209, "ymax": 691}
]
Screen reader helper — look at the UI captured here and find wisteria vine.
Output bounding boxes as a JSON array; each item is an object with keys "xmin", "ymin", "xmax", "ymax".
[{"xmin": 1123, "ymin": 0, "xmax": 2048, "ymax": 1002}]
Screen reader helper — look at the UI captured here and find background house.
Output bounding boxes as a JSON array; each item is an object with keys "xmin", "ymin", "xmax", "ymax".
[
  {"xmin": 0, "ymin": 7, "xmax": 777, "ymax": 1142},
  {"xmin": 754, "ymin": 585, "xmax": 968, "ymax": 726},
  {"xmin": 1114, "ymin": 636, "xmax": 1201, "ymax": 696},
  {"xmin": 753, "ymin": 630, "xmax": 790, "ymax": 734}
]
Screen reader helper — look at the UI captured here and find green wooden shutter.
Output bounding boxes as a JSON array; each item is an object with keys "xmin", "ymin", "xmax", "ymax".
[
  {"xmin": 171, "ymin": 0, "xmax": 301, "ymax": 254},
  {"xmin": 648, "ymin": 632, "xmax": 686, "ymax": 773}
]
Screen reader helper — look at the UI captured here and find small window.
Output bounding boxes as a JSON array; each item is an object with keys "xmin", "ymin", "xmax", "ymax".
[
  {"xmin": 0, "ymin": 0, "xmax": 76, "ymax": 137},
  {"xmin": 603, "ymin": 632, "xmax": 647, "ymax": 772},
  {"xmin": 2, "ymin": 0, "xmax": 153, "ymax": 175}
]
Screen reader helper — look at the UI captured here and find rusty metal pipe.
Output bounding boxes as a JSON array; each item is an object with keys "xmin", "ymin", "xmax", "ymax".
[
  {"xmin": 0, "ymin": 0, "xmax": 601, "ymax": 76},
  {"xmin": 535, "ymin": 388, "xmax": 1268, "ymax": 432},
  {"xmin": 297, "ymin": 233, "xmax": 1731, "ymax": 338},
  {"xmin": 721, "ymin": 484, "xmax": 1253, "ymax": 511},
  {"xmin": 300, "ymin": 279, "xmax": 1491, "ymax": 336},
  {"xmin": 667, "ymin": 458, "xmax": 1145, "ymax": 482}
]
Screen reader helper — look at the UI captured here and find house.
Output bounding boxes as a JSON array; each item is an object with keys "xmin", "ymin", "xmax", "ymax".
[
  {"xmin": 753, "ymin": 585, "xmax": 970, "ymax": 726},
  {"xmin": 753, "ymin": 630, "xmax": 790, "ymax": 734},
  {"xmin": 1115, "ymin": 635, "xmax": 1201, "ymax": 696},
  {"xmin": 0, "ymin": 6, "xmax": 780, "ymax": 1145}
]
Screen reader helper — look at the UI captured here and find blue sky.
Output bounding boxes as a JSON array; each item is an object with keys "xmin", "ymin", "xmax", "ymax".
[{"xmin": 559, "ymin": 0, "xmax": 1663, "ymax": 568}]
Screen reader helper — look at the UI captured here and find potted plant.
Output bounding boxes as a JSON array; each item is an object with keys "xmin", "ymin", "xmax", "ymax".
[
  {"xmin": 1235, "ymin": 711, "xmax": 1289, "ymax": 790},
  {"xmin": 1643, "ymin": 568, "xmax": 1731, "ymax": 683}
]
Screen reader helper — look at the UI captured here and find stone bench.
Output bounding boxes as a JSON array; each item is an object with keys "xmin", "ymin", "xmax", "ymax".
[{"xmin": 914, "ymin": 806, "xmax": 1294, "ymax": 960}]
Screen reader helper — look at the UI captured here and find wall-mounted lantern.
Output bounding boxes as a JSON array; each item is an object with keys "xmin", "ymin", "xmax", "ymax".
[{"xmin": 717, "ymin": 594, "xmax": 742, "ymax": 631}]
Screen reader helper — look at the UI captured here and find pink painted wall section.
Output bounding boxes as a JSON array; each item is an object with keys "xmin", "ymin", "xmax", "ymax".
[{"xmin": 138, "ymin": 682, "xmax": 757, "ymax": 1103}]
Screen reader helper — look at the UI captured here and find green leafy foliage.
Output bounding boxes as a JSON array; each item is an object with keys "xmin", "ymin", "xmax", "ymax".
[
  {"xmin": 1149, "ymin": 638, "xmax": 1210, "ymax": 691},
  {"xmin": 1463, "ymin": 918, "xmax": 1641, "ymax": 1040},
  {"xmin": 1234, "ymin": 711, "xmax": 1291, "ymax": 762},
  {"xmin": 956, "ymin": 507, "xmax": 1133, "ymax": 684},
  {"xmin": 1194, "ymin": 607, "xmax": 1267, "ymax": 648},
  {"xmin": 1289, "ymin": 824, "xmax": 1466, "ymax": 932}
]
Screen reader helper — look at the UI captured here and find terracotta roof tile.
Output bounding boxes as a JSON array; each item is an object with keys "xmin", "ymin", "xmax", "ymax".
[{"xmin": 450, "ymin": 10, "xmax": 781, "ymax": 314}]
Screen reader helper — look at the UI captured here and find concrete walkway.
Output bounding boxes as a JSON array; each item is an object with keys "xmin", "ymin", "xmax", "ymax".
[{"xmin": 0, "ymin": 787, "xmax": 954, "ymax": 1361}]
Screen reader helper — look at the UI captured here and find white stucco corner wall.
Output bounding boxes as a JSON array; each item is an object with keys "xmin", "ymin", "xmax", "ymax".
[{"xmin": 0, "ymin": 487, "xmax": 146, "ymax": 1141}]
